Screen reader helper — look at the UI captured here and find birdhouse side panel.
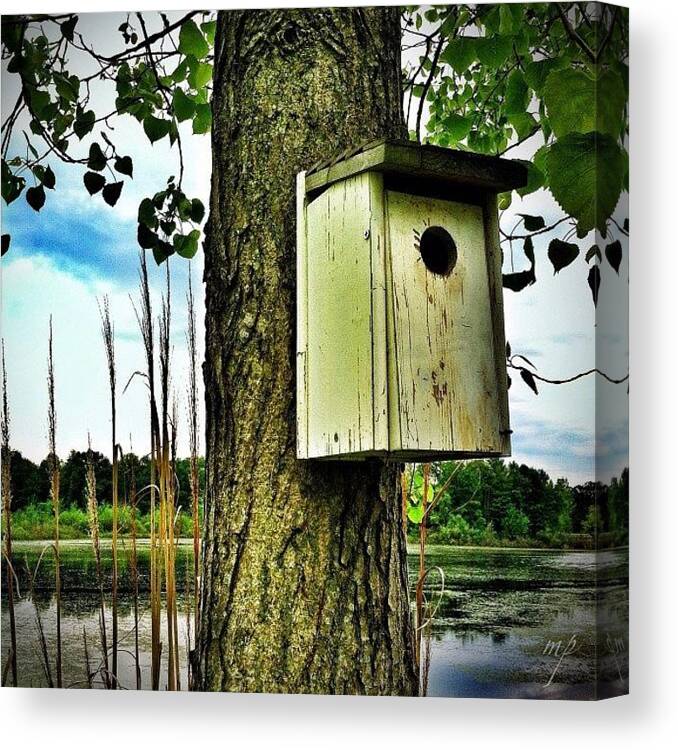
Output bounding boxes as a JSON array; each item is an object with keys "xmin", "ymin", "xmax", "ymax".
[
  {"xmin": 304, "ymin": 174, "xmax": 380, "ymax": 458},
  {"xmin": 385, "ymin": 190, "xmax": 505, "ymax": 456}
]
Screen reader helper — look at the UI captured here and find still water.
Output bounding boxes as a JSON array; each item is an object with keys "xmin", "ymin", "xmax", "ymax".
[{"xmin": 2, "ymin": 540, "xmax": 628, "ymax": 698}]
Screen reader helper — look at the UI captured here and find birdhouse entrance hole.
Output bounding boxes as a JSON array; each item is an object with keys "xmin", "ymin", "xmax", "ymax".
[{"xmin": 419, "ymin": 225, "xmax": 457, "ymax": 277}]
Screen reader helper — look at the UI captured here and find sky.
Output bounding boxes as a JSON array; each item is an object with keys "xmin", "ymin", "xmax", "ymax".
[{"xmin": 0, "ymin": 9, "xmax": 628, "ymax": 484}]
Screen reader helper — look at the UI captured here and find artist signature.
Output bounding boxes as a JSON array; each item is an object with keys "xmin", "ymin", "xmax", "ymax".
[
  {"xmin": 542, "ymin": 633, "xmax": 579, "ymax": 687},
  {"xmin": 541, "ymin": 632, "xmax": 627, "ymax": 687}
]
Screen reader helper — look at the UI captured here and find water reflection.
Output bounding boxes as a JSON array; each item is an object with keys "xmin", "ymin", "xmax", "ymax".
[{"xmin": 2, "ymin": 541, "xmax": 628, "ymax": 697}]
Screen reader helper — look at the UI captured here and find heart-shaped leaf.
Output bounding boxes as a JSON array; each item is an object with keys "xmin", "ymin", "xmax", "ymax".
[
  {"xmin": 189, "ymin": 198, "xmax": 205, "ymax": 223},
  {"xmin": 143, "ymin": 115, "xmax": 171, "ymax": 144},
  {"xmin": 42, "ymin": 165, "xmax": 56, "ymax": 189},
  {"xmin": 137, "ymin": 223, "xmax": 158, "ymax": 249},
  {"xmin": 26, "ymin": 184, "xmax": 46, "ymax": 211},
  {"xmin": 605, "ymin": 240, "xmax": 622, "ymax": 273},
  {"xmin": 102, "ymin": 181, "xmax": 123, "ymax": 207},
  {"xmin": 519, "ymin": 214, "xmax": 545, "ymax": 232},
  {"xmin": 73, "ymin": 109, "xmax": 95, "ymax": 139},
  {"xmin": 547, "ymin": 238, "xmax": 579, "ymax": 274},
  {"xmin": 114, "ymin": 155, "xmax": 133, "ymax": 178},
  {"xmin": 173, "ymin": 229, "xmax": 200, "ymax": 259},
  {"xmin": 152, "ymin": 240, "xmax": 174, "ymax": 265},
  {"xmin": 83, "ymin": 171, "xmax": 106, "ymax": 195},
  {"xmin": 87, "ymin": 142, "xmax": 107, "ymax": 171}
]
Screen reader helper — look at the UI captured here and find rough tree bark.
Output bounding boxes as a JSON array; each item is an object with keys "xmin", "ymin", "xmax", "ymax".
[{"xmin": 199, "ymin": 7, "xmax": 417, "ymax": 695}]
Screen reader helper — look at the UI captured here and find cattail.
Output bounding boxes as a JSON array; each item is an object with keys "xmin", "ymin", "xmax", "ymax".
[
  {"xmin": 98, "ymin": 296, "xmax": 119, "ymax": 688},
  {"xmin": 47, "ymin": 317, "xmax": 62, "ymax": 687},
  {"xmin": 1, "ymin": 340, "xmax": 18, "ymax": 687},
  {"xmin": 186, "ymin": 265, "xmax": 201, "ymax": 641},
  {"xmin": 86, "ymin": 434, "xmax": 110, "ymax": 688},
  {"xmin": 132, "ymin": 252, "xmax": 162, "ymax": 689},
  {"xmin": 127, "ymin": 436, "xmax": 141, "ymax": 689}
]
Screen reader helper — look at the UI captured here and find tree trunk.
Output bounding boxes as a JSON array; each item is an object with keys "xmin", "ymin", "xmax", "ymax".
[{"xmin": 199, "ymin": 7, "xmax": 416, "ymax": 695}]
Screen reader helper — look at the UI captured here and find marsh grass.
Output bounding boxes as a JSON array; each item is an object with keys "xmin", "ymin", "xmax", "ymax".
[
  {"xmin": 99, "ymin": 296, "xmax": 119, "ymax": 688},
  {"xmin": 47, "ymin": 317, "xmax": 63, "ymax": 687},
  {"xmin": 1, "ymin": 340, "xmax": 18, "ymax": 687},
  {"xmin": 3, "ymin": 254, "xmax": 201, "ymax": 691},
  {"xmin": 86, "ymin": 436, "xmax": 111, "ymax": 688}
]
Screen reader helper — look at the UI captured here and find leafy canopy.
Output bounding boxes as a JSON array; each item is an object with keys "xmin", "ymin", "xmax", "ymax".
[
  {"xmin": 2, "ymin": 4, "xmax": 628, "ymax": 299},
  {"xmin": 403, "ymin": 3, "xmax": 628, "ymax": 303},
  {"xmin": 1, "ymin": 11, "xmax": 214, "ymax": 264}
]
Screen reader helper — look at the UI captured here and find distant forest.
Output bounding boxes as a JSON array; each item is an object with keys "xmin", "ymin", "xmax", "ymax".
[
  {"xmin": 6, "ymin": 448, "xmax": 205, "ymax": 515},
  {"xmin": 7, "ymin": 449, "xmax": 627, "ymax": 548},
  {"xmin": 407, "ymin": 460, "xmax": 628, "ymax": 548}
]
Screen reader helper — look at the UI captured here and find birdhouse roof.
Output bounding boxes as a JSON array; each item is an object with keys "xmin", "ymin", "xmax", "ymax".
[{"xmin": 304, "ymin": 138, "xmax": 527, "ymax": 198}]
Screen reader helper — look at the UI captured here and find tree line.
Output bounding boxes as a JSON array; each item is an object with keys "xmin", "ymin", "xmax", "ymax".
[
  {"xmin": 7, "ymin": 448, "xmax": 205, "ymax": 514},
  {"xmin": 408, "ymin": 460, "xmax": 628, "ymax": 548}
]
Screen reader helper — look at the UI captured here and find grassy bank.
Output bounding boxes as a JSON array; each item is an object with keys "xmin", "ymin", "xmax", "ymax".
[{"xmin": 10, "ymin": 502, "xmax": 198, "ymax": 542}]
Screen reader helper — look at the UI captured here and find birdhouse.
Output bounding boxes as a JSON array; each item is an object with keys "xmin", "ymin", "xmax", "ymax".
[{"xmin": 296, "ymin": 139, "xmax": 527, "ymax": 461}]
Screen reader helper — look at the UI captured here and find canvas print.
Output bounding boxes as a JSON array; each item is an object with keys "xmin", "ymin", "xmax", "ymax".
[{"xmin": 0, "ymin": 3, "xmax": 628, "ymax": 699}]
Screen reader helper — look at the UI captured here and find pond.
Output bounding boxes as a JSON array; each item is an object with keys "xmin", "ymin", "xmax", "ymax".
[{"xmin": 1, "ymin": 540, "xmax": 628, "ymax": 698}]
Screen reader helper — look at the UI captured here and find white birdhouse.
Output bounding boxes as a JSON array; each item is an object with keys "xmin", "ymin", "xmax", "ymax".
[{"xmin": 296, "ymin": 139, "xmax": 527, "ymax": 461}]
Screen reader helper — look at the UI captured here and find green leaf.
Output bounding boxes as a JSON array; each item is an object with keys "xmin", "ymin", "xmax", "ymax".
[
  {"xmin": 54, "ymin": 72, "xmax": 80, "ymax": 103},
  {"xmin": 152, "ymin": 240, "xmax": 174, "ymax": 265},
  {"xmin": 407, "ymin": 503, "xmax": 425, "ymax": 524},
  {"xmin": 440, "ymin": 37, "xmax": 477, "ymax": 72},
  {"xmin": 178, "ymin": 19, "xmax": 209, "ymax": 59},
  {"xmin": 83, "ymin": 171, "xmax": 106, "ymax": 195},
  {"xmin": 173, "ymin": 228, "xmax": 200, "ymax": 259},
  {"xmin": 441, "ymin": 113, "xmax": 472, "ymax": 141},
  {"xmin": 138, "ymin": 197, "xmax": 156, "ymax": 227},
  {"xmin": 1, "ymin": 234, "xmax": 10, "ymax": 256},
  {"xmin": 192, "ymin": 103, "xmax": 211, "ymax": 134},
  {"xmin": 42, "ymin": 165, "xmax": 56, "ymax": 189},
  {"xmin": 523, "ymin": 59, "xmax": 561, "ymax": 95},
  {"xmin": 545, "ymin": 133, "xmax": 625, "ymax": 235},
  {"xmin": 475, "ymin": 35, "xmax": 512, "ymax": 68},
  {"xmin": 190, "ymin": 198, "xmax": 205, "ymax": 223},
  {"xmin": 187, "ymin": 60, "xmax": 213, "ymax": 90},
  {"xmin": 515, "ymin": 159, "xmax": 544, "ymax": 197},
  {"xmin": 543, "ymin": 69, "xmax": 626, "ymax": 139},
  {"xmin": 172, "ymin": 88, "xmax": 196, "ymax": 122},
  {"xmin": 114, "ymin": 155, "xmax": 133, "ymax": 178},
  {"xmin": 504, "ymin": 70, "xmax": 528, "ymax": 115},
  {"xmin": 87, "ymin": 142, "xmax": 107, "ymax": 171},
  {"xmin": 200, "ymin": 20, "xmax": 217, "ymax": 46},
  {"xmin": 102, "ymin": 181, "xmax": 123, "ymax": 207},
  {"xmin": 73, "ymin": 109, "xmax": 95, "ymax": 139},
  {"xmin": 519, "ymin": 214, "xmax": 545, "ymax": 232},
  {"xmin": 547, "ymin": 238, "xmax": 579, "ymax": 274},
  {"xmin": 137, "ymin": 223, "xmax": 158, "ymax": 249},
  {"xmin": 605, "ymin": 240, "xmax": 622, "ymax": 273},
  {"xmin": 27, "ymin": 87, "xmax": 50, "ymax": 120},
  {"xmin": 26, "ymin": 184, "xmax": 46, "ymax": 211},
  {"xmin": 143, "ymin": 115, "xmax": 171, "ymax": 144}
]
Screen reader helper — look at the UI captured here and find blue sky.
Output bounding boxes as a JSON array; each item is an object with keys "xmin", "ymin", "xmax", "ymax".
[{"xmin": 0, "ymin": 9, "xmax": 628, "ymax": 484}]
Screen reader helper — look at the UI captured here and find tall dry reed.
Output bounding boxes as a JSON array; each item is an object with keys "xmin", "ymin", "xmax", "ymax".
[
  {"xmin": 85, "ymin": 434, "xmax": 110, "ymax": 688},
  {"xmin": 1, "ymin": 340, "xmax": 18, "ymax": 687},
  {"xmin": 47, "ymin": 316, "xmax": 63, "ymax": 687},
  {"xmin": 99, "ymin": 296, "xmax": 119, "ymax": 688}
]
